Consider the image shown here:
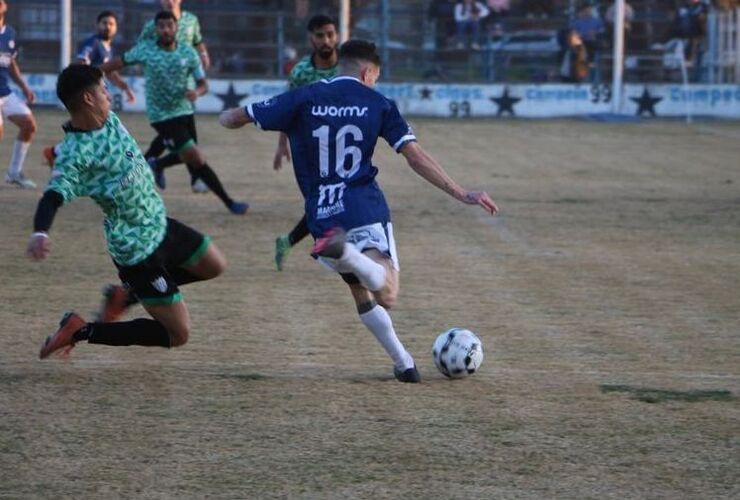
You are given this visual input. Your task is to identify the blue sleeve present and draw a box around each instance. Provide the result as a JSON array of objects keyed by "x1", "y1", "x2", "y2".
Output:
[
  {"x1": 76, "y1": 38, "x2": 94, "y2": 63},
  {"x1": 381, "y1": 99, "x2": 417, "y2": 152},
  {"x1": 246, "y1": 88, "x2": 305, "y2": 132}
]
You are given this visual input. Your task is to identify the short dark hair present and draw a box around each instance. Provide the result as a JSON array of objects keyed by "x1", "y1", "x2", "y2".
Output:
[
  {"x1": 339, "y1": 39, "x2": 381, "y2": 66},
  {"x1": 155, "y1": 10, "x2": 177, "y2": 24},
  {"x1": 56, "y1": 64, "x2": 103, "y2": 111},
  {"x1": 96, "y1": 10, "x2": 117, "y2": 23},
  {"x1": 307, "y1": 14, "x2": 337, "y2": 32}
]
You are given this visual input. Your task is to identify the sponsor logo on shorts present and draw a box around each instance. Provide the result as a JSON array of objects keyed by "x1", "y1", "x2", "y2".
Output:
[{"x1": 151, "y1": 276, "x2": 168, "y2": 293}]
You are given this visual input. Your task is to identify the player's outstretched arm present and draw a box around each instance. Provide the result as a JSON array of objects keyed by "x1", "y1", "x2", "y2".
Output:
[
  {"x1": 107, "y1": 71, "x2": 135, "y2": 103},
  {"x1": 400, "y1": 141, "x2": 498, "y2": 215},
  {"x1": 219, "y1": 107, "x2": 253, "y2": 129},
  {"x1": 26, "y1": 191, "x2": 64, "y2": 261},
  {"x1": 98, "y1": 58, "x2": 126, "y2": 76},
  {"x1": 10, "y1": 60, "x2": 35, "y2": 105}
]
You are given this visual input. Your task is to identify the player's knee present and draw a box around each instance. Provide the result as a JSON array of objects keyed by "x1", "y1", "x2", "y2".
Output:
[
  {"x1": 168, "y1": 324, "x2": 191, "y2": 347},
  {"x1": 24, "y1": 119, "x2": 37, "y2": 136},
  {"x1": 375, "y1": 289, "x2": 398, "y2": 310}
]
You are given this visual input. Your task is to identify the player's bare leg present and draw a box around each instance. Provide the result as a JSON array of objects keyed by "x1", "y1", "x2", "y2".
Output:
[{"x1": 5, "y1": 114, "x2": 37, "y2": 189}]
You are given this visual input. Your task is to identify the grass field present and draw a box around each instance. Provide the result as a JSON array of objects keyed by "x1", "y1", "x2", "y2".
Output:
[{"x1": 1, "y1": 109, "x2": 739, "y2": 499}]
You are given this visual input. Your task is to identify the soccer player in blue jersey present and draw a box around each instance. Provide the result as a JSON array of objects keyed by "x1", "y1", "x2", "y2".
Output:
[
  {"x1": 44, "y1": 10, "x2": 135, "y2": 167},
  {"x1": 0, "y1": 0, "x2": 37, "y2": 189},
  {"x1": 220, "y1": 40, "x2": 497, "y2": 382}
]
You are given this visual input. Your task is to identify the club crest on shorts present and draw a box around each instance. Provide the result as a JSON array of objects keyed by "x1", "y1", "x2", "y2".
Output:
[{"x1": 151, "y1": 276, "x2": 168, "y2": 293}]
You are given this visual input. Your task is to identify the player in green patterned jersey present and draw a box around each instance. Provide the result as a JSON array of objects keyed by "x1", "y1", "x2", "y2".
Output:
[
  {"x1": 139, "y1": 0, "x2": 211, "y2": 193},
  {"x1": 101, "y1": 11, "x2": 247, "y2": 215},
  {"x1": 273, "y1": 14, "x2": 339, "y2": 271},
  {"x1": 28, "y1": 64, "x2": 228, "y2": 359}
]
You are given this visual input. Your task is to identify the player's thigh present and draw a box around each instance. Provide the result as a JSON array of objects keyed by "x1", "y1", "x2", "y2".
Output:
[
  {"x1": 143, "y1": 300, "x2": 191, "y2": 347},
  {"x1": 7, "y1": 112, "x2": 36, "y2": 133},
  {"x1": 182, "y1": 243, "x2": 226, "y2": 280},
  {"x1": 152, "y1": 116, "x2": 198, "y2": 160},
  {"x1": 364, "y1": 248, "x2": 399, "y2": 294}
]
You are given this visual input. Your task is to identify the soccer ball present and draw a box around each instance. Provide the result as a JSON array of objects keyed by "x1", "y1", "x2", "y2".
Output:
[{"x1": 432, "y1": 328, "x2": 484, "y2": 378}]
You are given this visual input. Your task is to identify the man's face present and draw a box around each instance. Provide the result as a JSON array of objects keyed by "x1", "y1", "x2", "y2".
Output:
[
  {"x1": 160, "y1": 0, "x2": 181, "y2": 11},
  {"x1": 83, "y1": 79, "x2": 111, "y2": 117},
  {"x1": 97, "y1": 16, "x2": 117, "y2": 41},
  {"x1": 156, "y1": 18, "x2": 177, "y2": 45},
  {"x1": 310, "y1": 24, "x2": 338, "y2": 60}
]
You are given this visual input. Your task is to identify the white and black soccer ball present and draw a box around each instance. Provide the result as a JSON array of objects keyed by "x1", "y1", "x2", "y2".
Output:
[{"x1": 432, "y1": 328, "x2": 484, "y2": 378}]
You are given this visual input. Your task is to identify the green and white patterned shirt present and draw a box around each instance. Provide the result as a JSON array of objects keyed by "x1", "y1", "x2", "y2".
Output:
[
  {"x1": 138, "y1": 10, "x2": 203, "y2": 47},
  {"x1": 47, "y1": 112, "x2": 167, "y2": 266},
  {"x1": 288, "y1": 55, "x2": 338, "y2": 89},
  {"x1": 122, "y1": 40, "x2": 204, "y2": 124}
]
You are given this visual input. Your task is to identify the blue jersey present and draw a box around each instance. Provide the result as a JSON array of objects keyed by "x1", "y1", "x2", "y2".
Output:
[
  {"x1": 76, "y1": 34, "x2": 113, "y2": 67},
  {"x1": 0, "y1": 25, "x2": 19, "y2": 97},
  {"x1": 248, "y1": 76, "x2": 416, "y2": 237}
]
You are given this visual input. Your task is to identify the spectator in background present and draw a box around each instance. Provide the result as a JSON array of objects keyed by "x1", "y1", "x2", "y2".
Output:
[
  {"x1": 571, "y1": 2, "x2": 605, "y2": 81},
  {"x1": 559, "y1": 29, "x2": 589, "y2": 83},
  {"x1": 454, "y1": 0, "x2": 490, "y2": 50},
  {"x1": 674, "y1": 0, "x2": 709, "y2": 79},
  {"x1": 485, "y1": 0, "x2": 510, "y2": 38},
  {"x1": 428, "y1": 0, "x2": 457, "y2": 49}
]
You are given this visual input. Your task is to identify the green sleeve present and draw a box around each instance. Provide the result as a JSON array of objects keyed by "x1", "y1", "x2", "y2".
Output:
[
  {"x1": 47, "y1": 149, "x2": 84, "y2": 203},
  {"x1": 122, "y1": 43, "x2": 145, "y2": 66},
  {"x1": 192, "y1": 16, "x2": 203, "y2": 46}
]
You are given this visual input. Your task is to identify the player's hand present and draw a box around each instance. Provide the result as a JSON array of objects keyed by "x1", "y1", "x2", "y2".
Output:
[
  {"x1": 463, "y1": 191, "x2": 498, "y2": 215},
  {"x1": 185, "y1": 90, "x2": 199, "y2": 102},
  {"x1": 26, "y1": 233, "x2": 50, "y2": 261},
  {"x1": 124, "y1": 87, "x2": 136, "y2": 104},
  {"x1": 273, "y1": 143, "x2": 291, "y2": 171},
  {"x1": 24, "y1": 88, "x2": 36, "y2": 105}
]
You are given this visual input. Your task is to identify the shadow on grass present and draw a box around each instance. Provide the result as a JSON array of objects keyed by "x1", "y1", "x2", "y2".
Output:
[{"x1": 600, "y1": 384, "x2": 735, "y2": 403}]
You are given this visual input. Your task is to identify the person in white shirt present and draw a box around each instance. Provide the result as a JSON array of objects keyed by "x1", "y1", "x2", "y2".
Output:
[{"x1": 454, "y1": 0, "x2": 489, "y2": 49}]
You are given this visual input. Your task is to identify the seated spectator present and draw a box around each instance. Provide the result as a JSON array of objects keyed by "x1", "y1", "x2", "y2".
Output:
[
  {"x1": 485, "y1": 0, "x2": 510, "y2": 38},
  {"x1": 559, "y1": 29, "x2": 589, "y2": 83},
  {"x1": 454, "y1": 0, "x2": 490, "y2": 50}
]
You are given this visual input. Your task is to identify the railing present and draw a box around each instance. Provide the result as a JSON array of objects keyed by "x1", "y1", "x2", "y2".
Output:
[
  {"x1": 707, "y1": 7, "x2": 740, "y2": 83},
  {"x1": 6, "y1": 1, "x2": 733, "y2": 84}
]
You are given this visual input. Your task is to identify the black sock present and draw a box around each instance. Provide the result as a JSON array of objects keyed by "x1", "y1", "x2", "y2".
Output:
[
  {"x1": 288, "y1": 215, "x2": 310, "y2": 246},
  {"x1": 144, "y1": 135, "x2": 166, "y2": 160},
  {"x1": 194, "y1": 163, "x2": 234, "y2": 207},
  {"x1": 155, "y1": 153, "x2": 182, "y2": 170},
  {"x1": 86, "y1": 319, "x2": 171, "y2": 347}
]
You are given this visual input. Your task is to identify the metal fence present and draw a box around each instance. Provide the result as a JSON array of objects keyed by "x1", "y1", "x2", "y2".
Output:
[{"x1": 6, "y1": 0, "x2": 739, "y2": 84}]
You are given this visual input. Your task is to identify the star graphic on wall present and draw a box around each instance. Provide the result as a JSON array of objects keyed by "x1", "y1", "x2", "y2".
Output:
[
  {"x1": 215, "y1": 83, "x2": 249, "y2": 110},
  {"x1": 419, "y1": 87, "x2": 433, "y2": 100},
  {"x1": 490, "y1": 87, "x2": 521, "y2": 116},
  {"x1": 630, "y1": 88, "x2": 663, "y2": 117}
]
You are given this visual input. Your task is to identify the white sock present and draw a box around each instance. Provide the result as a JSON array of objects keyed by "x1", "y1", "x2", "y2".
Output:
[
  {"x1": 360, "y1": 304, "x2": 414, "y2": 370},
  {"x1": 8, "y1": 140, "x2": 30, "y2": 177},
  {"x1": 337, "y1": 244, "x2": 386, "y2": 291}
]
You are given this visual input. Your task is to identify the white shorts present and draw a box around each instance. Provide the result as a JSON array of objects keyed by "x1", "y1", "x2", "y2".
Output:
[
  {"x1": 318, "y1": 222, "x2": 400, "y2": 273},
  {"x1": 0, "y1": 92, "x2": 32, "y2": 127}
]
